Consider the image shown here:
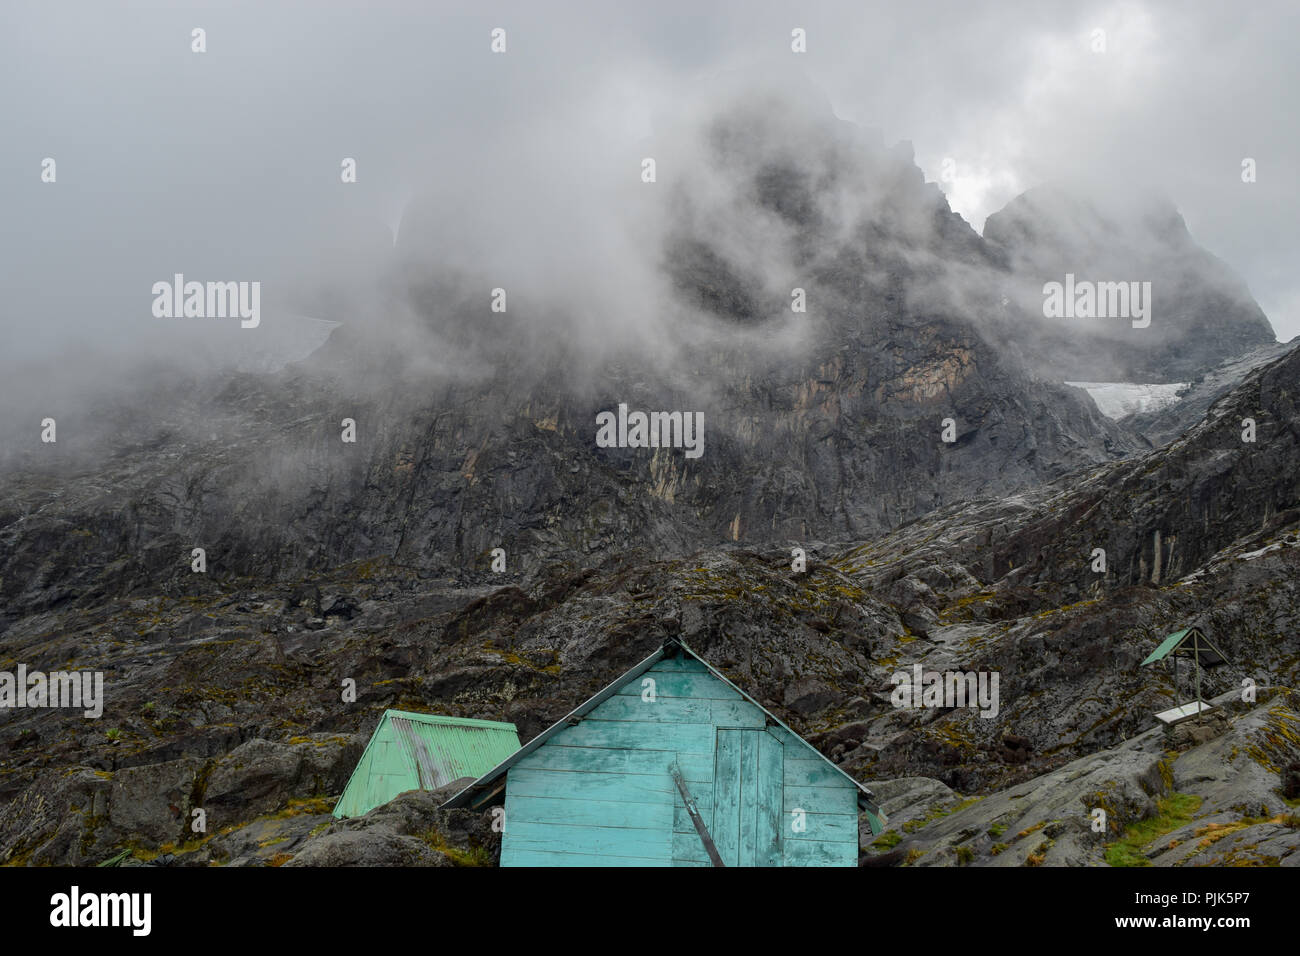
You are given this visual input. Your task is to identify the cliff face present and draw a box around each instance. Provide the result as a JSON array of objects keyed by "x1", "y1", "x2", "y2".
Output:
[
  {"x1": 0, "y1": 317, "x2": 1134, "y2": 622},
  {"x1": 1, "y1": 95, "x2": 1148, "y2": 622},
  {"x1": 1123, "y1": 340, "x2": 1297, "y2": 446}
]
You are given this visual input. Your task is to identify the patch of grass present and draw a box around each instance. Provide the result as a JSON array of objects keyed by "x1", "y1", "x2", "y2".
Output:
[
  {"x1": 1156, "y1": 757, "x2": 1175, "y2": 792},
  {"x1": 1105, "y1": 793, "x2": 1203, "y2": 867},
  {"x1": 271, "y1": 797, "x2": 335, "y2": 819},
  {"x1": 902, "y1": 795, "x2": 983, "y2": 834},
  {"x1": 1244, "y1": 703, "x2": 1300, "y2": 774},
  {"x1": 419, "y1": 829, "x2": 494, "y2": 867},
  {"x1": 1025, "y1": 841, "x2": 1051, "y2": 867},
  {"x1": 872, "y1": 831, "x2": 902, "y2": 849},
  {"x1": 1196, "y1": 811, "x2": 1300, "y2": 855},
  {"x1": 1015, "y1": 821, "x2": 1046, "y2": 840},
  {"x1": 479, "y1": 645, "x2": 563, "y2": 675},
  {"x1": 1194, "y1": 821, "x2": 1249, "y2": 850}
]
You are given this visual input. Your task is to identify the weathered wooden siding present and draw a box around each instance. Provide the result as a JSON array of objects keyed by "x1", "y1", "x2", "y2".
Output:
[
  {"x1": 499, "y1": 656, "x2": 860, "y2": 866},
  {"x1": 771, "y1": 725, "x2": 859, "y2": 866}
]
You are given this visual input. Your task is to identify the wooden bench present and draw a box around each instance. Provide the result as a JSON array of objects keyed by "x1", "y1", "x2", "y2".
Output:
[{"x1": 1154, "y1": 700, "x2": 1215, "y2": 726}]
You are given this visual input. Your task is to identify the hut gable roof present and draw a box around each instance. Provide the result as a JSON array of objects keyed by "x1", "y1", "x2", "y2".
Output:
[{"x1": 441, "y1": 639, "x2": 882, "y2": 818}]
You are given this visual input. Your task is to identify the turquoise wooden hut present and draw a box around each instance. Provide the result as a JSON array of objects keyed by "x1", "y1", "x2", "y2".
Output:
[
  {"x1": 443, "y1": 639, "x2": 885, "y2": 866},
  {"x1": 334, "y1": 710, "x2": 521, "y2": 818}
]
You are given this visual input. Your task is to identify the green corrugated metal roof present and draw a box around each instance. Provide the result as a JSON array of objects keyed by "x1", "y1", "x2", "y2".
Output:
[
  {"x1": 1140, "y1": 627, "x2": 1229, "y2": 667},
  {"x1": 382, "y1": 709, "x2": 515, "y2": 732},
  {"x1": 333, "y1": 710, "x2": 520, "y2": 818},
  {"x1": 1141, "y1": 628, "x2": 1191, "y2": 666}
]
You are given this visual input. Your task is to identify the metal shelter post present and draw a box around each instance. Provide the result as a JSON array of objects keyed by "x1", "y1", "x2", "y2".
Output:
[{"x1": 1194, "y1": 632, "x2": 1202, "y2": 712}]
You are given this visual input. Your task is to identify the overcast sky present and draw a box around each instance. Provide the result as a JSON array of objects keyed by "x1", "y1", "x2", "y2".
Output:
[{"x1": 3, "y1": 0, "x2": 1296, "y2": 379}]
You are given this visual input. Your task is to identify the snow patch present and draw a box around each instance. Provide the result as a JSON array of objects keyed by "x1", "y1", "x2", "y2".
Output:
[{"x1": 1064, "y1": 381, "x2": 1188, "y2": 419}]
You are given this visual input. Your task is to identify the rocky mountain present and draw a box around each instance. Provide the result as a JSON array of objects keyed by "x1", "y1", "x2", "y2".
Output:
[
  {"x1": 2, "y1": 89, "x2": 1148, "y2": 623},
  {"x1": 983, "y1": 184, "x2": 1277, "y2": 383},
  {"x1": 1, "y1": 89, "x2": 1295, "y2": 867},
  {"x1": 1124, "y1": 339, "x2": 1297, "y2": 446}
]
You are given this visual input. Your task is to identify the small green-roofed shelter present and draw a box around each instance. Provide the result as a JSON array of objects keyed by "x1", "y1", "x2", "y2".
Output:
[
  {"x1": 1141, "y1": 627, "x2": 1231, "y2": 726},
  {"x1": 333, "y1": 710, "x2": 521, "y2": 819}
]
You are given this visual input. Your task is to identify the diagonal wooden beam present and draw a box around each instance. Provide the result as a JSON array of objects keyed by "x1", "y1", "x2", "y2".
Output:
[{"x1": 669, "y1": 762, "x2": 725, "y2": 867}]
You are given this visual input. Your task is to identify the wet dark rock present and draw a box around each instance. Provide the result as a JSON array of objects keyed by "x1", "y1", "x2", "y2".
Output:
[
  {"x1": 284, "y1": 829, "x2": 452, "y2": 867},
  {"x1": 283, "y1": 790, "x2": 499, "y2": 867},
  {"x1": 1282, "y1": 762, "x2": 1300, "y2": 800}
]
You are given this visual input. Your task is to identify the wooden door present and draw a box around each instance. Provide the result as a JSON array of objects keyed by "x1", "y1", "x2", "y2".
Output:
[{"x1": 713, "y1": 728, "x2": 783, "y2": 866}]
